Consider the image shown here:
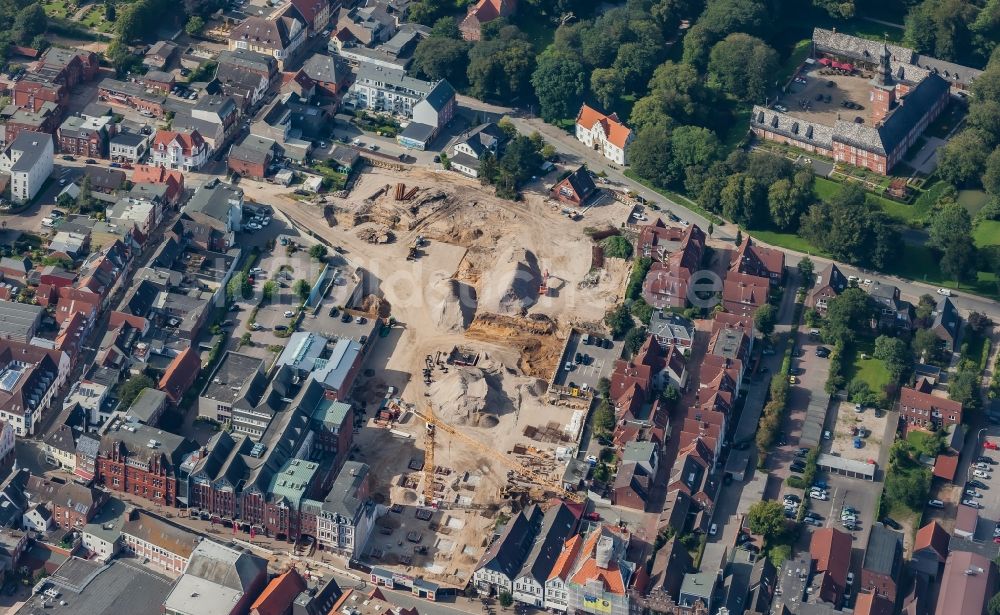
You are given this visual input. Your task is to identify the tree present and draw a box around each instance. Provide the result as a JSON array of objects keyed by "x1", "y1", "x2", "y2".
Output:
[
  {"x1": 412, "y1": 37, "x2": 470, "y2": 85},
  {"x1": 988, "y1": 591, "x2": 1000, "y2": 615},
  {"x1": 968, "y1": 101, "x2": 1000, "y2": 148},
  {"x1": 624, "y1": 325, "x2": 648, "y2": 353},
  {"x1": 630, "y1": 125, "x2": 672, "y2": 188},
  {"x1": 594, "y1": 399, "x2": 615, "y2": 434},
  {"x1": 227, "y1": 272, "x2": 249, "y2": 301},
  {"x1": 937, "y1": 130, "x2": 991, "y2": 187},
  {"x1": 904, "y1": 0, "x2": 976, "y2": 61},
  {"x1": 643, "y1": 60, "x2": 716, "y2": 127},
  {"x1": 720, "y1": 173, "x2": 766, "y2": 228},
  {"x1": 824, "y1": 287, "x2": 871, "y2": 346},
  {"x1": 430, "y1": 16, "x2": 459, "y2": 39},
  {"x1": 630, "y1": 299, "x2": 653, "y2": 325},
  {"x1": 754, "y1": 304, "x2": 776, "y2": 337},
  {"x1": 467, "y1": 34, "x2": 535, "y2": 102},
  {"x1": 885, "y1": 466, "x2": 931, "y2": 510},
  {"x1": 498, "y1": 592, "x2": 514, "y2": 609},
  {"x1": 873, "y1": 335, "x2": 910, "y2": 382},
  {"x1": 767, "y1": 178, "x2": 809, "y2": 231},
  {"x1": 120, "y1": 374, "x2": 154, "y2": 408},
  {"x1": 747, "y1": 500, "x2": 785, "y2": 540},
  {"x1": 308, "y1": 244, "x2": 328, "y2": 261},
  {"x1": 797, "y1": 257, "x2": 815, "y2": 287},
  {"x1": 707, "y1": 222, "x2": 714, "y2": 237},
  {"x1": 262, "y1": 280, "x2": 277, "y2": 301},
  {"x1": 929, "y1": 202, "x2": 978, "y2": 283},
  {"x1": 531, "y1": 50, "x2": 587, "y2": 122},
  {"x1": 813, "y1": 0, "x2": 853, "y2": 18},
  {"x1": 293, "y1": 279, "x2": 311, "y2": 301},
  {"x1": 707, "y1": 33, "x2": 778, "y2": 102},
  {"x1": 590, "y1": 68, "x2": 624, "y2": 110},
  {"x1": 604, "y1": 303, "x2": 634, "y2": 337},
  {"x1": 912, "y1": 327, "x2": 943, "y2": 363},
  {"x1": 667, "y1": 126, "x2": 722, "y2": 186},
  {"x1": 800, "y1": 184, "x2": 899, "y2": 268},
  {"x1": 597, "y1": 377, "x2": 611, "y2": 399},
  {"x1": 984, "y1": 147, "x2": 1000, "y2": 196},
  {"x1": 612, "y1": 42, "x2": 659, "y2": 93},
  {"x1": 735, "y1": 229, "x2": 743, "y2": 246},
  {"x1": 602, "y1": 235, "x2": 633, "y2": 259},
  {"x1": 76, "y1": 176, "x2": 93, "y2": 212},
  {"x1": 105, "y1": 0, "x2": 116, "y2": 22},
  {"x1": 968, "y1": 311, "x2": 993, "y2": 334},
  {"x1": 13, "y1": 4, "x2": 46, "y2": 46},
  {"x1": 950, "y1": 360, "x2": 981, "y2": 407},
  {"x1": 185, "y1": 15, "x2": 205, "y2": 35}
]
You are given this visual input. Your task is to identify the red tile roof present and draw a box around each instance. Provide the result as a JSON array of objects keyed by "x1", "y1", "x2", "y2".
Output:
[
  {"x1": 913, "y1": 521, "x2": 949, "y2": 562},
  {"x1": 152, "y1": 129, "x2": 205, "y2": 156},
  {"x1": 900, "y1": 387, "x2": 962, "y2": 418},
  {"x1": 855, "y1": 592, "x2": 895, "y2": 615},
  {"x1": 730, "y1": 237, "x2": 785, "y2": 278},
  {"x1": 576, "y1": 104, "x2": 633, "y2": 149},
  {"x1": 158, "y1": 347, "x2": 201, "y2": 403},
  {"x1": 811, "y1": 528, "x2": 852, "y2": 604},
  {"x1": 933, "y1": 453, "x2": 959, "y2": 480},
  {"x1": 251, "y1": 569, "x2": 307, "y2": 615},
  {"x1": 548, "y1": 534, "x2": 582, "y2": 581}
]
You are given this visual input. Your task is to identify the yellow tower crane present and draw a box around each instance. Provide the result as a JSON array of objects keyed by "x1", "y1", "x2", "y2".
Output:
[{"x1": 415, "y1": 406, "x2": 584, "y2": 504}]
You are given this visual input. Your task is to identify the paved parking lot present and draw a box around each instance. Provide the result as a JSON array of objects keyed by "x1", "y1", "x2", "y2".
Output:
[
  {"x1": 962, "y1": 441, "x2": 1000, "y2": 547},
  {"x1": 830, "y1": 401, "x2": 889, "y2": 462},
  {"x1": 553, "y1": 330, "x2": 622, "y2": 392}
]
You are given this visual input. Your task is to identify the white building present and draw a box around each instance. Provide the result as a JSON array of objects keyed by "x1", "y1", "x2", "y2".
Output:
[
  {"x1": 150, "y1": 129, "x2": 209, "y2": 171},
  {"x1": 110, "y1": 132, "x2": 148, "y2": 163},
  {"x1": 449, "y1": 123, "x2": 504, "y2": 178},
  {"x1": 22, "y1": 505, "x2": 52, "y2": 533},
  {"x1": 0, "y1": 131, "x2": 54, "y2": 203},
  {"x1": 108, "y1": 197, "x2": 160, "y2": 236},
  {"x1": 349, "y1": 65, "x2": 437, "y2": 118},
  {"x1": 122, "y1": 509, "x2": 201, "y2": 574},
  {"x1": 575, "y1": 104, "x2": 633, "y2": 166}
]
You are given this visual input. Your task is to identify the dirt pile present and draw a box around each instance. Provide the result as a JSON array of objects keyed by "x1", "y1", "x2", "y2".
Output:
[
  {"x1": 478, "y1": 246, "x2": 541, "y2": 316},
  {"x1": 361, "y1": 295, "x2": 392, "y2": 318},
  {"x1": 357, "y1": 225, "x2": 395, "y2": 244},
  {"x1": 429, "y1": 277, "x2": 477, "y2": 333},
  {"x1": 466, "y1": 314, "x2": 562, "y2": 378},
  {"x1": 428, "y1": 355, "x2": 547, "y2": 425}
]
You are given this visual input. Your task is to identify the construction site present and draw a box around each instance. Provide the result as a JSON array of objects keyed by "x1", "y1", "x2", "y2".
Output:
[{"x1": 269, "y1": 164, "x2": 631, "y2": 588}]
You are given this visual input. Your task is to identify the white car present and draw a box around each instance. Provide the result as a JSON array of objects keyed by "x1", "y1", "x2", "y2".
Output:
[
  {"x1": 974, "y1": 469, "x2": 991, "y2": 478},
  {"x1": 810, "y1": 491, "x2": 828, "y2": 501},
  {"x1": 564, "y1": 362, "x2": 574, "y2": 371},
  {"x1": 823, "y1": 430, "x2": 832, "y2": 440},
  {"x1": 709, "y1": 524, "x2": 718, "y2": 536},
  {"x1": 863, "y1": 279, "x2": 872, "y2": 285},
  {"x1": 250, "y1": 322, "x2": 262, "y2": 331},
  {"x1": 963, "y1": 499, "x2": 983, "y2": 508},
  {"x1": 775, "y1": 104, "x2": 788, "y2": 112},
  {"x1": 936, "y1": 287, "x2": 952, "y2": 296},
  {"x1": 284, "y1": 310, "x2": 295, "y2": 317},
  {"x1": 928, "y1": 499, "x2": 944, "y2": 509},
  {"x1": 846, "y1": 572, "x2": 854, "y2": 585},
  {"x1": 976, "y1": 462, "x2": 990, "y2": 470}
]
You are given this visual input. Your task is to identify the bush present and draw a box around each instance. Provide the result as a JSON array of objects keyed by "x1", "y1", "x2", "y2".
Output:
[
  {"x1": 786, "y1": 475, "x2": 806, "y2": 489},
  {"x1": 626, "y1": 257, "x2": 653, "y2": 300},
  {"x1": 602, "y1": 235, "x2": 634, "y2": 259}
]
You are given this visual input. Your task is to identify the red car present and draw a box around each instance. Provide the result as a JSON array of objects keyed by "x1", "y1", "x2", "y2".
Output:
[
  {"x1": 584, "y1": 512, "x2": 601, "y2": 521},
  {"x1": 986, "y1": 441, "x2": 999, "y2": 450}
]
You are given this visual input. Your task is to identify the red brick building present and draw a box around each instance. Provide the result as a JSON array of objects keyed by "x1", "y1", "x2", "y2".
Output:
[
  {"x1": 97, "y1": 424, "x2": 193, "y2": 506},
  {"x1": 13, "y1": 79, "x2": 67, "y2": 113},
  {"x1": 861, "y1": 524, "x2": 903, "y2": 603},
  {"x1": 158, "y1": 347, "x2": 201, "y2": 404},
  {"x1": 900, "y1": 386, "x2": 962, "y2": 430},
  {"x1": 730, "y1": 237, "x2": 785, "y2": 285},
  {"x1": 550, "y1": 166, "x2": 598, "y2": 206}
]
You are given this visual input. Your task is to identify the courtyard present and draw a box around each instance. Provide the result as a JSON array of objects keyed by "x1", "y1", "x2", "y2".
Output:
[
  {"x1": 830, "y1": 400, "x2": 890, "y2": 463},
  {"x1": 779, "y1": 66, "x2": 882, "y2": 127}
]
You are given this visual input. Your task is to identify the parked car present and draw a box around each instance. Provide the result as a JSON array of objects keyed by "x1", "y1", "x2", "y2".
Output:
[
  {"x1": 928, "y1": 499, "x2": 944, "y2": 509},
  {"x1": 284, "y1": 310, "x2": 295, "y2": 317},
  {"x1": 784, "y1": 494, "x2": 801, "y2": 504},
  {"x1": 978, "y1": 456, "x2": 996, "y2": 465},
  {"x1": 976, "y1": 462, "x2": 991, "y2": 470},
  {"x1": 709, "y1": 524, "x2": 718, "y2": 536},
  {"x1": 963, "y1": 499, "x2": 983, "y2": 508},
  {"x1": 936, "y1": 287, "x2": 952, "y2": 296},
  {"x1": 975, "y1": 469, "x2": 991, "y2": 478},
  {"x1": 970, "y1": 480, "x2": 988, "y2": 489},
  {"x1": 274, "y1": 325, "x2": 288, "y2": 332},
  {"x1": 966, "y1": 489, "x2": 982, "y2": 498},
  {"x1": 795, "y1": 448, "x2": 809, "y2": 458}
]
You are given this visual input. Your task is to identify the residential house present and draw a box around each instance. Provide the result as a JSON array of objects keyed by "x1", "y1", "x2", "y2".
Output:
[
  {"x1": 810, "y1": 527, "x2": 852, "y2": 608},
  {"x1": 397, "y1": 80, "x2": 457, "y2": 149},
  {"x1": 228, "y1": 7, "x2": 308, "y2": 70},
  {"x1": 144, "y1": 70, "x2": 175, "y2": 94},
  {"x1": 158, "y1": 347, "x2": 202, "y2": 404},
  {"x1": 58, "y1": 114, "x2": 115, "y2": 158},
  {"x1": 110, "y1": 131, "x2": 149, "y2": 163},
  {"x1": 637, "y1": 219, "x2": 690, "y2": 261},
  {"x1": 449, "y1": 122, "x2": 504, "y2": 178},
  {"x1": 217, "y1": 49, "x2": 278, "y2": 81},
  {"x1": 510, "y1": 503, "x2": 579, "y2": 607},
  {"x1": 721, "y1": 272, "x2": 770, "y2": 318},
  {"x1": 0, "y1": 340, "x2": 66, "y2": 436},
  {"x1": 460, "y1": 0, "x2": 517, "y2": 41},
  {"x1": 0, "y1": 420, "x2": 13, "y2": 470},
  {"x1": 868, "y1": 282, "x2": 913, "y2": 330},
  {"x1": 612, "y1": 463, "x2": 652, "y2": 511},
  {"x1": 185, "y1": 179, "x2": 244, "y2": 243},
  {"x1": 0, "y1": 130, "x2": 53, "y2": 203},
  {"x1": 163, "y1": 539, "x2": 269, "y2": 615},
  {"x1": 336, "y1": 2, "x2": 399, "y2": 47},
  {"x1": 172, "y1": 95, "x2": 240, "y2": 152},
  {"x1": 648, "y1": 312, "x2": 695, "y2": 350},
  {"x1": 251, "y1": 568, "x2": 309, "y2": 615},
  {"x1": 0, "y1": 257, "x2": 32, "y2": 283},
  {"x1": 911, "y1": 521, "x2": 949, "y2": 578},
  {"x1": 932, "y1": 296, "x2": 961, "y2": 351},
  {"x1": 551, "y1": 167, "x2": 598, "y2": 206},
  {"x1": 197, "y1": 351, "x2": 267, "y2": 429},
  {"x1": 22, "y1": 504, "x2": 52, "y2": 533},
  {"x1": 216, "y1": 62, "x2": 272, "y2": 112},
  {"x1": 473, "y1": 505, "x2": 544, "y2": 596},
  {"x1": 144, "y1": 41, "x2": 178, "y2": 70},
  {"x1": 0, "y1": 299, "x2": 43, "y2": 342},
  {"x1": 900, "y1": 386, "x2": 962, "y2": 430},
  {"x1": 131, "y1": 164, "x2": 185, "y2": 206},
  {"x1": 861, "y1": 523, "x2": 903, "y2": 601},
  {"x1": 81, "y1": 496, "x2": 126, "y2": 561},
  {"x1": 97, "y1": 78, "x2": 168, "y2": 117},
  {"x1": 641, "y1": 225, "x2": 706, "y2": 309},
  {"x1": 289, "y1": 0, "x2": 333, "y2": 33},
  {"x1": 121, "y1": 509, "x2": 201, "y2": 573},
  {"x1": 108, "y1": 197, "x2": 160, "y2": 237},
  {"x1": 228, "y1": 135, "x2": 276, "y2": 179},
  {"x1": 564, "y1": 525, "x2": 636, "y2": 615},
  {"x1": 575, "y1": 104, "x2": 633, "y2": 166},
  {"x1": 1, "y1": 102, "x2": 60, "y2": 145},
  {"x1": 302, "y1": 460, "x2": 378, "y2": 559},
  {"x1": 301, "y1": 54, "x2": 345, "y2": 97},
  {"x1": 126, "y1": 387, "x2": 168, "y2": 426},
  {"x1": 807, "y1": 262, "x2": 849, "y2": 315},
  {"x1": 26, "y1": 476, "x2": 107, "y2": 530},
  {"x1": 84, "y1": 166, "x2": 127, "y2": 193},
  {"x1": 150, "y1": 129, "x2": 209, "y2": 171},
  {"x1": 730, "y1": 237, "x2": 784, "y2": 285}
]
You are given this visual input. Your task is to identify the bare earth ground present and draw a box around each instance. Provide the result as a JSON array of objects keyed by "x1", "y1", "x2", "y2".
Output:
[{"x1": 264, "y1": 166, "x2": 632, "y2": 585}]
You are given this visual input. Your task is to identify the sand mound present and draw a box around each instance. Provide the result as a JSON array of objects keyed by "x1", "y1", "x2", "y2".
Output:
[
  {"x1": 479, "y1": 246, "x2": 540, "y2": 316},
  {"x1": 430, "y1": 277, "x2": 478, "y2": 333},
  {"x1": 428, "y1": 355, "x2": 547, "y2": 426},
  {"x1": 361, "y1": 295, "x2": 391, "y2": 318}
]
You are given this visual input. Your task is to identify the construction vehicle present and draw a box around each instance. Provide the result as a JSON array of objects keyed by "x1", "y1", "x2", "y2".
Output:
[{"x1": 415, "y1": 406, "x2": 584, "y2": 504}]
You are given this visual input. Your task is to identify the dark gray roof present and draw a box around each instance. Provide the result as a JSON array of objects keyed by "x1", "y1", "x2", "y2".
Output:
[
  {"x1": 100, "y1": 423, "x2": 194, "y2": 468},
  {"x1": 934, "y1": 296, "x2": 960, "y2": 340},
  {"x1": 44, "y1": 423, "x2": 77, "y2": 455},
  {"x1": 420, "y1": 79, "x2": 455, "y2": 112},
  {"x1": 475, "y1": 505, "x2": 543, "y2": 579},
  {"x1": 302, "y1": 54, "x2": 343, "y2": 84},
  {"x1": 111, "y1": 132, "x2": 147, "y2": 148},
  {"x1": 127, "y1": 387, "x2": 167, "y2": 424},
  {"x1": 6, "y1": 131, "x2": 52, "y2": 173},
  {"x1": 452, "y1": 122, "x2": 503, "y2": 158},
  {"x1": 561, "y1": 166, "x2": 598, "y2": 200},
  {"x1": 516, "y1": 502, "x2": 578, "y2": 584},
  {"x1": 864, "y1": 523, "x2": 904, "y2": 577},
  {"x1": 217, "y1": 49, "x2": 277, "y2": 76},
  {"x1": 31, "y1": 557, "x2": 173, "y2": 615},
  {"x1": 201, "y1": 351, "x2": 266, "y2": 405},
  {"x1": 230, "y1": 135, "x2": 276, "y2": 165},
  {"x1": 320, "y1": 461, "x2": 370, "y2": 518},
  {"x1": 328, "y1": 145, "x2": 360, "y2": 168},
  {"x1": 399, "y1": 121, "x2": 435, "y2": 143},
  {"x1": 187, "y1": 181, "x2": 242, "y2": 224}
]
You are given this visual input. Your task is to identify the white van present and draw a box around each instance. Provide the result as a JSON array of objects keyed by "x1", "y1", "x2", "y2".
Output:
[{"x1": 41, "y1": 218, "x2": 55, "y2": 228}]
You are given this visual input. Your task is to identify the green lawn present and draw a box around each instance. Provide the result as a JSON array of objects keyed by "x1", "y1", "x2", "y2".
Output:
[
  {"x1": 777, "y1": 39, "x2": 812, "y2": 84},
  {"x1": 42, "y1": 0, "x2": 73, "y2": 18},
  {"x1": 959, "y1": 189, "x2": 990, "y2": 216},
  {"x1": 906, "y1": 430, "x2": 934, "y2": 451},
  {"x1": 79, "y1": 5, "x2": 115, "y2": 33},
  {"x1": 974, "y1": 220, "x2": 1000, "y2": 248},
  {"x1": 844, "y1": 337, "x2": 892, "y2": 398},
  {"x1": 884, "y1": 243, "x2": 1000, "y2": 299},
  {"x1": 623, "y1": 169, "x2": 723, "y2": 225},
  {"x1": 815, "y1": 176, "x2": 921, "y2": 224},
  {"x1": 749, "y1": 229, "x2": 829, "y2": 256}
]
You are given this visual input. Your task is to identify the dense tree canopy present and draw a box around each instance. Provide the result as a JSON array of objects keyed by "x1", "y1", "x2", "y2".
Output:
[
  {"x1": 800, "y1": 184, "x2": 900, "y2": 269},
  {"x1": 707, "y1": 33, "x2": 778, "y2": 102}
]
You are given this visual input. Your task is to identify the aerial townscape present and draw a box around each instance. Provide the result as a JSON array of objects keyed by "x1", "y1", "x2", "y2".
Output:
[{"x1": 1, "y1": 0, "x2": 1000, "y2": 614}]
